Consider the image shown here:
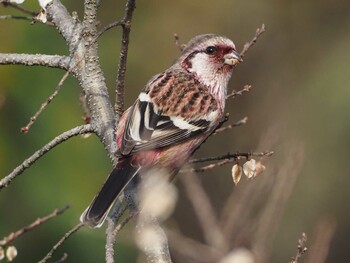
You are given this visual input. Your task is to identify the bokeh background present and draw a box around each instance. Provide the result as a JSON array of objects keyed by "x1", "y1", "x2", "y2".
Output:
[{"x1": 1, "y1": 0, "x2": 350, "y2": 262}]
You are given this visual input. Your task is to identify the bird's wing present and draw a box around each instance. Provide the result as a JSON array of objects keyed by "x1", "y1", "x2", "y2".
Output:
[{"x1": 119, "y1": 71, "x2": 221, "y2": 155}]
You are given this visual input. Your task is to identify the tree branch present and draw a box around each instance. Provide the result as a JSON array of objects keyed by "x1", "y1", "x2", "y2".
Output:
[
  {"x1": 0, "y1": 124, "x2": 94, "y2": 190},
  {"x1": 240, "y1": 24, "x2": 266, "y2": 59},
  {"x1": 46, "y1": 0, "x2": 83, "y2": 54},
  {"x1": 0, "y1": 205, "x2": 70, "y2": 246},
  {"x1": 212, "y1": 116, "x2": 248, "y2": 135},
  {"x1": 0, "y1": 14, "x2": 32, "y2": 20},
  {"x1": 136, "y1": 214, "x2": 173, "y2": 263},
  {"x1": 0, "y1": 0, "x2": 37, "y2": 16},
  {"x1": 115, "y1": 0, "x2": 137, "y2": 120},
  {"x1": 105, "y1": 213, "x2": 134, "y2": 263},
  {"x1": 0, "y1": 53, "x2": 70, "y2": 70},
  {"x1": 289, "y1": 233, "x2": 308, "y2": 263},
  {"x1": 38, "y1": 222, "x2": 84, "y2": 263},
  {"x1": 189, "y1": 151, "x2": 274, "y2": 164}
]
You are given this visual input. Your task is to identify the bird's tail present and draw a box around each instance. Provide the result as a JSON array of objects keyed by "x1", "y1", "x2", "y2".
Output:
[{"x1": 80, "y1": 161, "x2": 140, "y2": 228}]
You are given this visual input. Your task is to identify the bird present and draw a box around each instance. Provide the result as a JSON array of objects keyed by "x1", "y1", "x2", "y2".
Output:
[{"x1": 81, "y1": 34, "x2": 242, "y2": 228}]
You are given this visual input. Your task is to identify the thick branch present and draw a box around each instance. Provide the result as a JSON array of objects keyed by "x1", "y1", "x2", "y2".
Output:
[
  {"x1": 0, "y1": 124, "x2": 94, "y2": 190},
  {"x1": 0, "y1": 53, "x2": 70, "y2": 70},
  {"x1": 46, "y1": 0, "x2": 83, "y2": 54}
]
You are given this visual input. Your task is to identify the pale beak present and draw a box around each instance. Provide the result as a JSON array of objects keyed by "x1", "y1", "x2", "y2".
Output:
[{"x1": 224, "y1": 51, "x2": 243, "y2": 66}]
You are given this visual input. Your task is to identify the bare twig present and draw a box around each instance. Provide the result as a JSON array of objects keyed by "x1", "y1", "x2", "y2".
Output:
[
  {"x1": 53, "y1": 253, "x2": 68, "y2": 263},
  {"x1": 189, "y1": 151, "x2": 274, "y2": 164},
  {"x1": 21, "y1": 71, "x2": 70, "y2": 133},
  {"x1": 305, "y1": 218, "x2": 336, "y2": 263},
  {"x1": 213, "y1": 116, "x2": 248, "y2": 135},
  {"x1": 0, "y1": 124, "x2": 94, "y2": 190},
  {"x1": 0, "y1": 0, "x2": 37, "y2": 16},
  {"x1": 115, "y1": 0, "x2": 137, "y2": 120},
  {"x1": 0, "y1": 14, "x2": 31, "y2": 20},
  {"x1": 240, "y1": 24, "x2": 266, "y2": 58},
  {"x1": 179, "y1": 173, "x2": 228, "y2": 252},
  {"x1": 97, "y1": 21, "x2": 123, "y2": 38},
  {"x1": 38, "y1": 222, "x2": 84, "y2": 263},
  {"x1": 0, "y1": 205, "x2": 70, "y2": 246},
  {"x1": 226, "y1": 85, "x2": 252, "y2": 99},
  {"x1": 289, "y1": 233, "x2": 308, "y2": 263},
  {"x1": 105, "y1": 212, "x2": 135, "y2": 263},
  {"x1": 0, "y1": 54, "x2": 70, "y2": 70},
  {"x1": 173, "y1": 33, "x2": 186, "y2": 51}
]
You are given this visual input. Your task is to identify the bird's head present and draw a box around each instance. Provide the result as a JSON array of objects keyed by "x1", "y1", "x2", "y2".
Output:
[{"x1": 177, "y1": 34, "x2": 242, "y2": 89}]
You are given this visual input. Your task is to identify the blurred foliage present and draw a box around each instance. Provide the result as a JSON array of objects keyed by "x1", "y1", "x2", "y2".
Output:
[{"x1": 0, "y1": 0, "x2": 350, "y2": 262}]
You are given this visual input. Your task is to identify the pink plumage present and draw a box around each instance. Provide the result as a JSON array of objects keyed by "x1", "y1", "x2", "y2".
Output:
[{"x1": 81, "y1": 34, "x2": 242, "y2": 228}]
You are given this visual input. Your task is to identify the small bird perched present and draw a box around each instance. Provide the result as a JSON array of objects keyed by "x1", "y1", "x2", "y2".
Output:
[{"x1": 81, "y1": 34, "x2": 242, "y2": 228}]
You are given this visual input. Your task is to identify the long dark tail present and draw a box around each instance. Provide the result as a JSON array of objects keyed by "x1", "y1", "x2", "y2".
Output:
[{"x1": 80, "y1": 162, "x2": 140, "y2": 228}]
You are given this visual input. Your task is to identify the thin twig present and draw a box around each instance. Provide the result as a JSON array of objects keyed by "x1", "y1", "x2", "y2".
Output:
[
  {"x1": 53, "y1": 253, "x2": 68, "y2": 263},
  {"x1": 0, "y1": 124, "x2": 94, "y2": 190},
  {"x1": 226, "y1": 85, "x2": 252, "y2": 99},
  {"x1": 38, "y1": 222, "x2": 84, "y2": 263},
  {"x1": 240, "y1": 24, "x2": 266, "y2": 58},
  {"x1": 115, "y1": 0, "x2": 137, "y2": 120},
  {"x1": 0, "y1": 14, "x2": 31, "y2": 20},
  {"x1": 21, "y1": 71, "x2": 70, "y2": 133},
  {"x1": 97, "y1": 21, "x2": 123, "y2": 38},
  {"x1": 289, "y1": 233, "x2": 308, "y2": 263},
  {"x1": 0, "y1": 205, "x2": 70, "y2": 246},
  {"x1": 105, "y1": 212, "x2": 135, "y2": 263},
  {"x1": 0, "y1": 0, "x2": 37, "y2": 16},
  {"x1": 173, "y1": 33, "x2": 186, "y2": 51},
  {"x1": 185, "y1": 159, "x2": 233, "y2": 173},
  {"x1": 213, "y1": 116, "x2": 248, "y2": 135},
  {"x1": 189, "y1": 151, "x2": 274, "y2": 164}
]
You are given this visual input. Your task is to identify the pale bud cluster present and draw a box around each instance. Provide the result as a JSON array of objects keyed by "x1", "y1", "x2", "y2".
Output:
[
  {"x1": 231, "y1": 159, "x2": 266, "y2": 185},
  {"x1": 0, "y1": 246, "x2": 18, "y2": 262},
  {"x1": 138, "y1": 169, "x2": 178, "y2": 221},
  {"x1": 219, "y1": 247, "x2": 255, "y2": 263}
]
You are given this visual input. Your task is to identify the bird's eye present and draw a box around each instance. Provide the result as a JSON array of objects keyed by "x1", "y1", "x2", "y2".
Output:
[{"x1": 205, "y1": 46, "x2": 217, "y2": 55}]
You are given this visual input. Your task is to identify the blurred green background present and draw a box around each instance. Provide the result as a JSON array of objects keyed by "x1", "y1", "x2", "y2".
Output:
[{"x1": 1, "y1": 0, "x2": 350, "y2": 262}]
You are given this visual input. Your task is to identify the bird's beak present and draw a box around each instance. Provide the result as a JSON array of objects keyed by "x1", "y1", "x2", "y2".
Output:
[{"x1": 224, "y1": 51, "x2": 243, "y2": 66}]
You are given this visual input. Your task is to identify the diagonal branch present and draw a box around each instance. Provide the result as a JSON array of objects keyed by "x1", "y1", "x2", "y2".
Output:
[
  {"x1": 0, "y1": 205, "x2": 70, "y2": 246},
  {"x1": 0, "y1": 0, "x2": 37, "y2": 16},
  {"x1": 114, "y1": 0, "x2": 137, "y2": 120},
  {"x1": 240, "y1": 24, "x2": 266, "y2": 59},
  {"x1": 0, "y1": 53, "x2": 70, "y2": 70},
  {"x1": 0, "y1": 14, "x2": 32, "y2": 20},
  {"x1": 0, "y1": 124, "x2": 94, "y2": 191},
  {"x1": 38, "y1": 222, "x2": 84, "y2": 263}
]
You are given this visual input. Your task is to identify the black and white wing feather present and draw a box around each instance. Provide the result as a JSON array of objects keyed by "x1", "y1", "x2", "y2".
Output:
[{"x1": 119, "y1": 71, "x2": 220, "y2": 156}]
